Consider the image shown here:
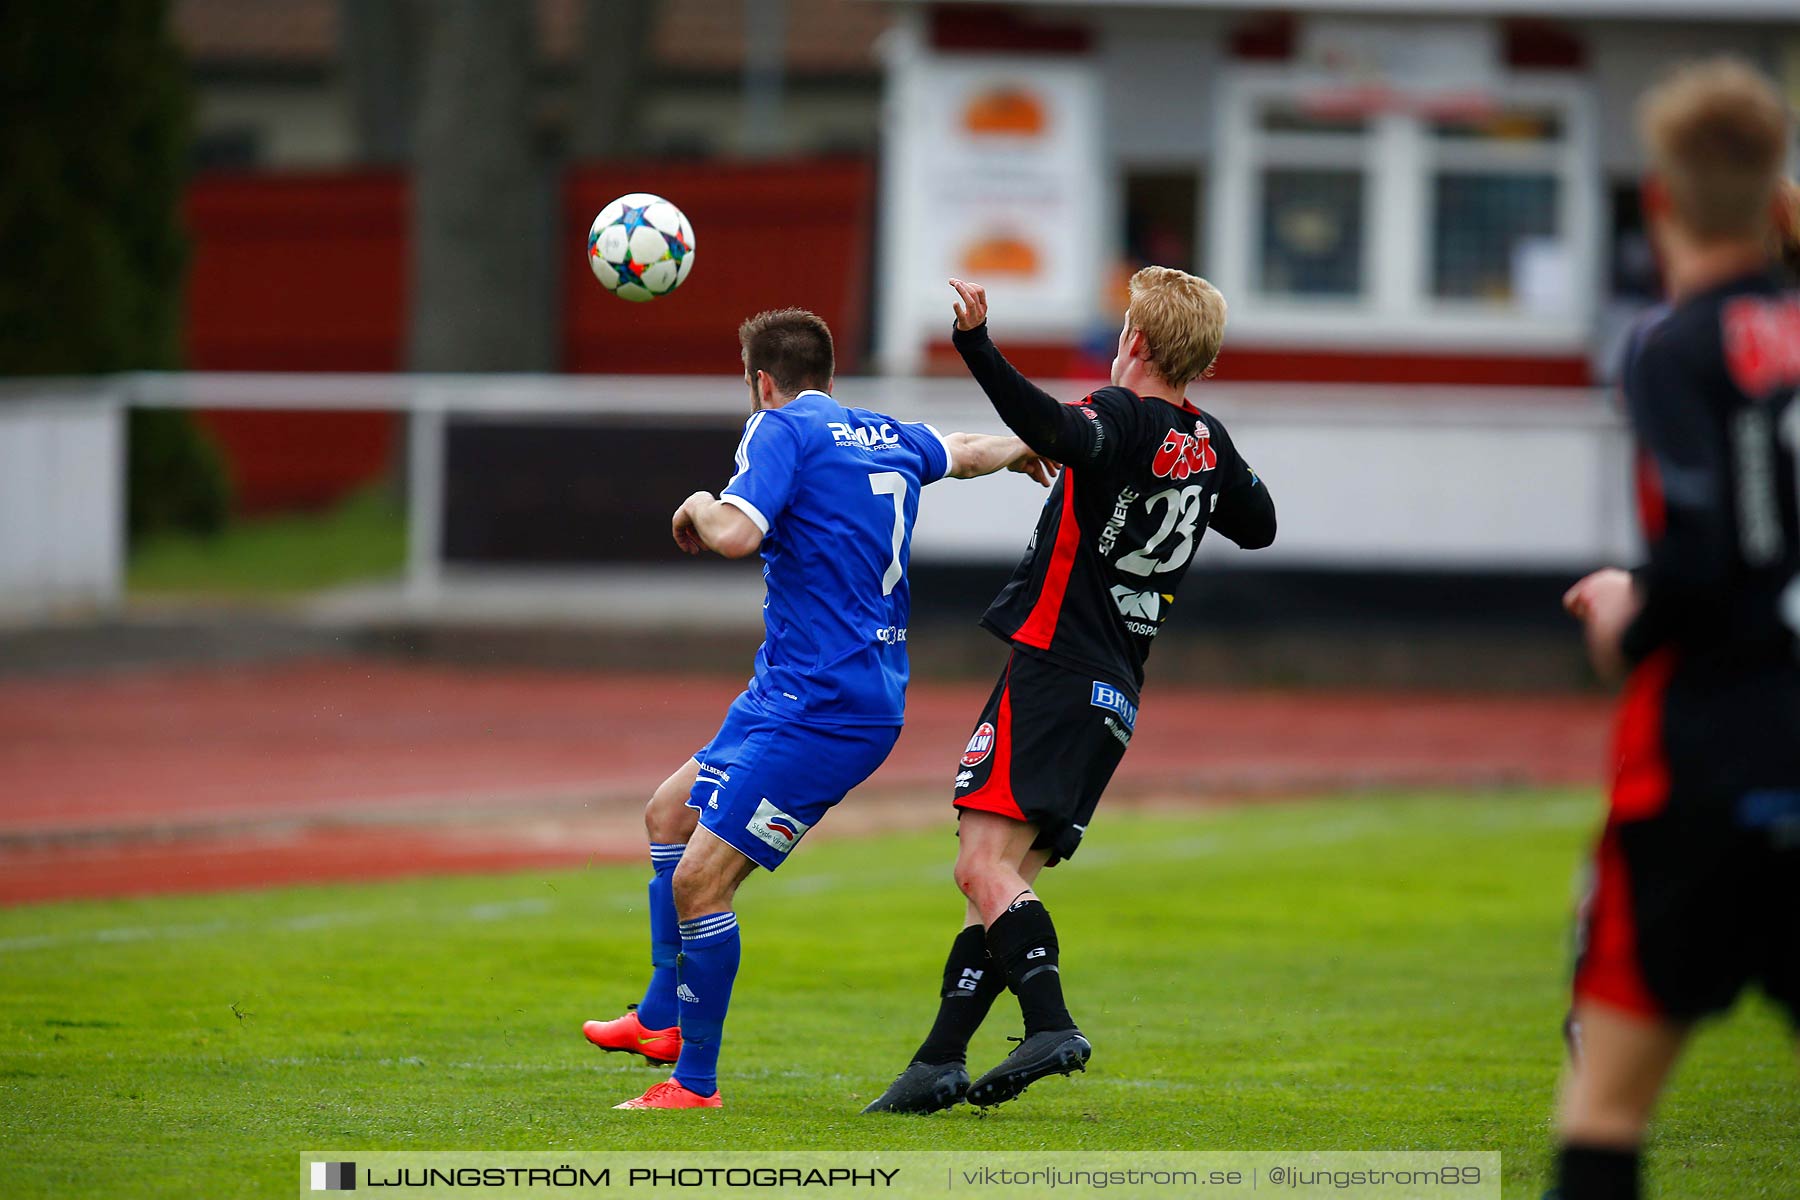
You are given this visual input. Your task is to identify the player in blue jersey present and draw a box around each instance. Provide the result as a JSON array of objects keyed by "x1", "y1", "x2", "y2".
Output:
[{"x1": 584, "y1": 307, "x2": 1056, "y2": 1109}]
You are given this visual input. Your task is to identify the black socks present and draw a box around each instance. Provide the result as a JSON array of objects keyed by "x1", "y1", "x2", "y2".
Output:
[
  {"x1": 986, "y1": 897, "x2": 1075, "y2": 1035},
  {"x1": 1554, "y1": 1144, "x2": 1640, "y2": 1200},
  {"x1": 913, "y1": 924, "x2": 1007, "y2": 1065}
]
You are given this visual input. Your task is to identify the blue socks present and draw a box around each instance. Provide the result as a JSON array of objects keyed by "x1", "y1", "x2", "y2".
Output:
[
  {"x1": 633, "y1": 844, "x2": 742, "y2": 1098},
  {"x1": 635, "y1": 843, "x2": 684, "y2": 1030},
  {"x1": 671, "y1": 911, "x2": 741, "y2": 1097}
]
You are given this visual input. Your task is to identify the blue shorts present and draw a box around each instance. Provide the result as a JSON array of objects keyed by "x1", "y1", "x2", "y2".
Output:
[{"x1": 688, "y1": 692, "x2": 901, "y2": 872}]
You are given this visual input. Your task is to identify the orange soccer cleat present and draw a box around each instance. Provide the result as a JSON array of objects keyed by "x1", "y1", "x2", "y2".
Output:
[
  {"x1": 612, "y1": 1079, "x2": 722, "y2": 1110},
  {"x1": 582, "y1": 1007, "x2": 681, "y2": 1065}
]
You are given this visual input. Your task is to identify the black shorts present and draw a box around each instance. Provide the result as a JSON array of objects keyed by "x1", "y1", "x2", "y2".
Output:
[
  {"x1": 1573, "y1": 655, "x2": 1800, "y2": 1026},
  {"x1": 951, "y1": 649, "x2": 1136, "y2": 864},
  {"x1": 1573, "y1": 804, "x2": 1800, "y2": 1027}
]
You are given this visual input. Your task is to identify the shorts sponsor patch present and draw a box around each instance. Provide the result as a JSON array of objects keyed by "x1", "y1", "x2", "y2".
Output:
[
  {"x1": 746, "y1": 798, "x2": 810, "y2": 856},
  {"x1": 1090, "y1": 681, "x2": 1138, "y2": 733},
  {"x1": 962, "y1": 722, "x2": 996, "y2": 767}
]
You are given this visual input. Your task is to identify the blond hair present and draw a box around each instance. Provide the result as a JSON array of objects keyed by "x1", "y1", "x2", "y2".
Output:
[
  {"x1": 1126, "y1": 267, "x2": 1227, "y2": 387},
  {"x1": 1639, "y1": 58, "x2": 1792, "y2": 241}
]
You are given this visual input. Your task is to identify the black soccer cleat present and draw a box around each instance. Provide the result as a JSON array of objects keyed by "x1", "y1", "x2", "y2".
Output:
[
  {"x1": 966, "y1": 1029, "x2": 1091, "y2": 1108},
  {"x1": 861, "y1": 1061, "x2": 971, "y2": 1114}
]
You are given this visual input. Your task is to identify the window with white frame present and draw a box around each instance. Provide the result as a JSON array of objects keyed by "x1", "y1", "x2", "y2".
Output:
[
  {"x1": 1251, "y1": 105, "x2": 1370, "y2": 300},
  {"x1": 1208, "y1": 72, "x2": 1598, "y2": 348}
]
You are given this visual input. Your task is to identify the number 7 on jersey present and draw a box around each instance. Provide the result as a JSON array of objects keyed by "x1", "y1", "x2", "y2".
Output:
[{"x1": 869, "y1": 471, "x2": 907, "y2": 596}]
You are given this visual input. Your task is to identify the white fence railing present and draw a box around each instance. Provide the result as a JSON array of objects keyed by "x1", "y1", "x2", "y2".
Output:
[
  {"x1": 0, "y1": 373, "x2": 1639, "y2": 620},
  {"x1": 0, "y1": 387, "x2": 123, "y2": 619}
]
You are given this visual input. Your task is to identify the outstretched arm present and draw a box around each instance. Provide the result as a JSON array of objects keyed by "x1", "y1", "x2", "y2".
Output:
[
  {"x1": 943, "y1": 432, "x2": 1058, "y2": 487},
  {"x1": 949, "y1": 279, "x2": 1113, "y2": 468}
]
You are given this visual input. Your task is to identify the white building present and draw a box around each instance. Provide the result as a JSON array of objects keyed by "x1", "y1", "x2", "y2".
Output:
[{"x1": 877, "y1": 1, "x2": 1800, "y2": 383}]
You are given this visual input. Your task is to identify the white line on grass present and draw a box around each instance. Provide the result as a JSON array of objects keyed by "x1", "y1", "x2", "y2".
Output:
[{"x1": 0, "y1": 896, "x2": 566, "y2": 955}]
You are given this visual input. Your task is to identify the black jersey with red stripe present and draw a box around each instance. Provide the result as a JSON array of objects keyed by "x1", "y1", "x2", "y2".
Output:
[
  {"x1": 1616, "y1": 269, "x2": 1800, "y2": 799},
  {"x1": 953, "y1": 323, "x2": 1275, "y2": 689}
]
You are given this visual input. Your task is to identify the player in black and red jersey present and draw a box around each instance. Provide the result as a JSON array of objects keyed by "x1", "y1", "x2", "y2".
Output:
[
  {"x1": 1552, "y1": 60, "x2": 1800, "y2": 1200},
  {"x1": 864, "y1": 268, "x2": 1275, "y2": 1113}
]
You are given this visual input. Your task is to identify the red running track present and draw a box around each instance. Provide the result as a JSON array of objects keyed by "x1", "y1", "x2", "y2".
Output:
[{"x1": 0, "y1": 660, "x2": 1615, "y2": 903}]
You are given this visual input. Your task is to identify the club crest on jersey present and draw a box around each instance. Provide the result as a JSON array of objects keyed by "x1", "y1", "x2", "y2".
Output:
[
  {"x1": 1152, "y1": 426, "x2": 1217, "y2": 480},
  {"x1": 962, "y1": 722, "x2": 996, "y2": 767},
  {"x1": 747, "y1": 798, "x2": 810, "y2": 855}
]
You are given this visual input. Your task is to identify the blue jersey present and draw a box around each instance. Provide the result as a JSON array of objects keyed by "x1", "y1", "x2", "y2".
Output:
[{"x1": 718, "y1": 390, "x2": 952, "y2": 726}]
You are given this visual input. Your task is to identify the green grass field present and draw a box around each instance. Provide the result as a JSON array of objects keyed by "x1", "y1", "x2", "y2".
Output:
[
  {"x1": 3, "y1": 792, "x2": 1795, "y2": 1199},
  {"x1": 128, "y1": 487, "x2": 405, "y2": 597}
]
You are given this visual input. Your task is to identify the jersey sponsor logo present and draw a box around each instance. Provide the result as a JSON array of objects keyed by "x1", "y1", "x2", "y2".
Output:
[
  {"x1": 1097, "y1": 486, "x2": 1140, "y2": 557},
  {"x1": 962, "y1": 722, "x2": 996, "y2": 767},
  {"x1": 746, "y1": 798, "x2": 810, "y2": 855},
  {"x1": 1722, "y1": 295, "x2": 1800, "y2": 398},
  {"x1": 1090, "y1": 681, "x2": 1138, "y2": 732},
  {"x1": 696, "y1": 761, "x2": 731, "y2": 783},
  {"x1": 1110, "y1": 585, "x2": 1168, "y2": 621},
  {"x1": 1151, "y1": 426, "x2": 1217, "y2": 480},
  {"x1": 874, "y1": 624, "x2": 908, "y2": 645},
  {"x1": 828, "y1": 421, "x2": 903, "y2": 450}
]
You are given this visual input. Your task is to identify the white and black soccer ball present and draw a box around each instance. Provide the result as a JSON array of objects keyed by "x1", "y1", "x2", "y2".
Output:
[{"x1": 586, "y1": 193, "x2": 695, "y2": 302}]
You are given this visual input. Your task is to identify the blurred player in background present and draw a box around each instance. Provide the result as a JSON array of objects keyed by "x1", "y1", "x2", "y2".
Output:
[
  {"x1": 582, "y1": 308, "x2": 1054, "y2": 1109},
  {"x1": 1554, "y1": 60, "x2": 1800, "y2": 1200},
  {"x1": 1777, "y1": 177, "x2": 1800, "y2": 283},
  {"x1": 864, "y1": 269, "x2": 1276, "y2": 1114}
]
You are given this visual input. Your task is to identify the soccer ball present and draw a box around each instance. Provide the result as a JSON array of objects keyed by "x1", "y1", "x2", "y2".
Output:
[{"x1": 587, "y1": 193, "x2": 695, "y2": 302}]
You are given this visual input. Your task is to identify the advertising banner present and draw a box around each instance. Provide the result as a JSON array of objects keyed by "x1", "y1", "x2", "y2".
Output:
[{"x1": 888, "y1": 52, "x2": 1106, "y2": 356}]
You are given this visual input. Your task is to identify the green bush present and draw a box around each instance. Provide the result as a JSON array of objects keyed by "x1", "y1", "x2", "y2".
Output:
[{"x1": 126, "y1": 409, "x2": 230, "y2": 540}]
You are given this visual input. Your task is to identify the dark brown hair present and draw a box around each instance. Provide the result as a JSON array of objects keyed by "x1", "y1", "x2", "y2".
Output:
[{"x1": 739, "y1": 308, "x2": 835, "y2": 396}]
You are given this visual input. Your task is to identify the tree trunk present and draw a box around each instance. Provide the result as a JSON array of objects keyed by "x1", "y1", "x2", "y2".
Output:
[
  {"x1": 409, "y1": 0, "x2": 553, "y2": 371},
  {"x1": 569, "y1": 0, "x2": 654, "y2": 160},
  {"x1": 340, "y1": 0, "x2": 419, "y2": 165}
]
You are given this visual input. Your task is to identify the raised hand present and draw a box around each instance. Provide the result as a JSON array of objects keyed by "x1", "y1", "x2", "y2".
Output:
[{"x1": 949, "y1": 278, "x2": 989, "y2": 332}]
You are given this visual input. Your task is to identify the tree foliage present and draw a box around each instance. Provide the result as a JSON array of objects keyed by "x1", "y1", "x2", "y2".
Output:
[{"x1": 0, "y1": 1, "x2": 226, "y2": 536}]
